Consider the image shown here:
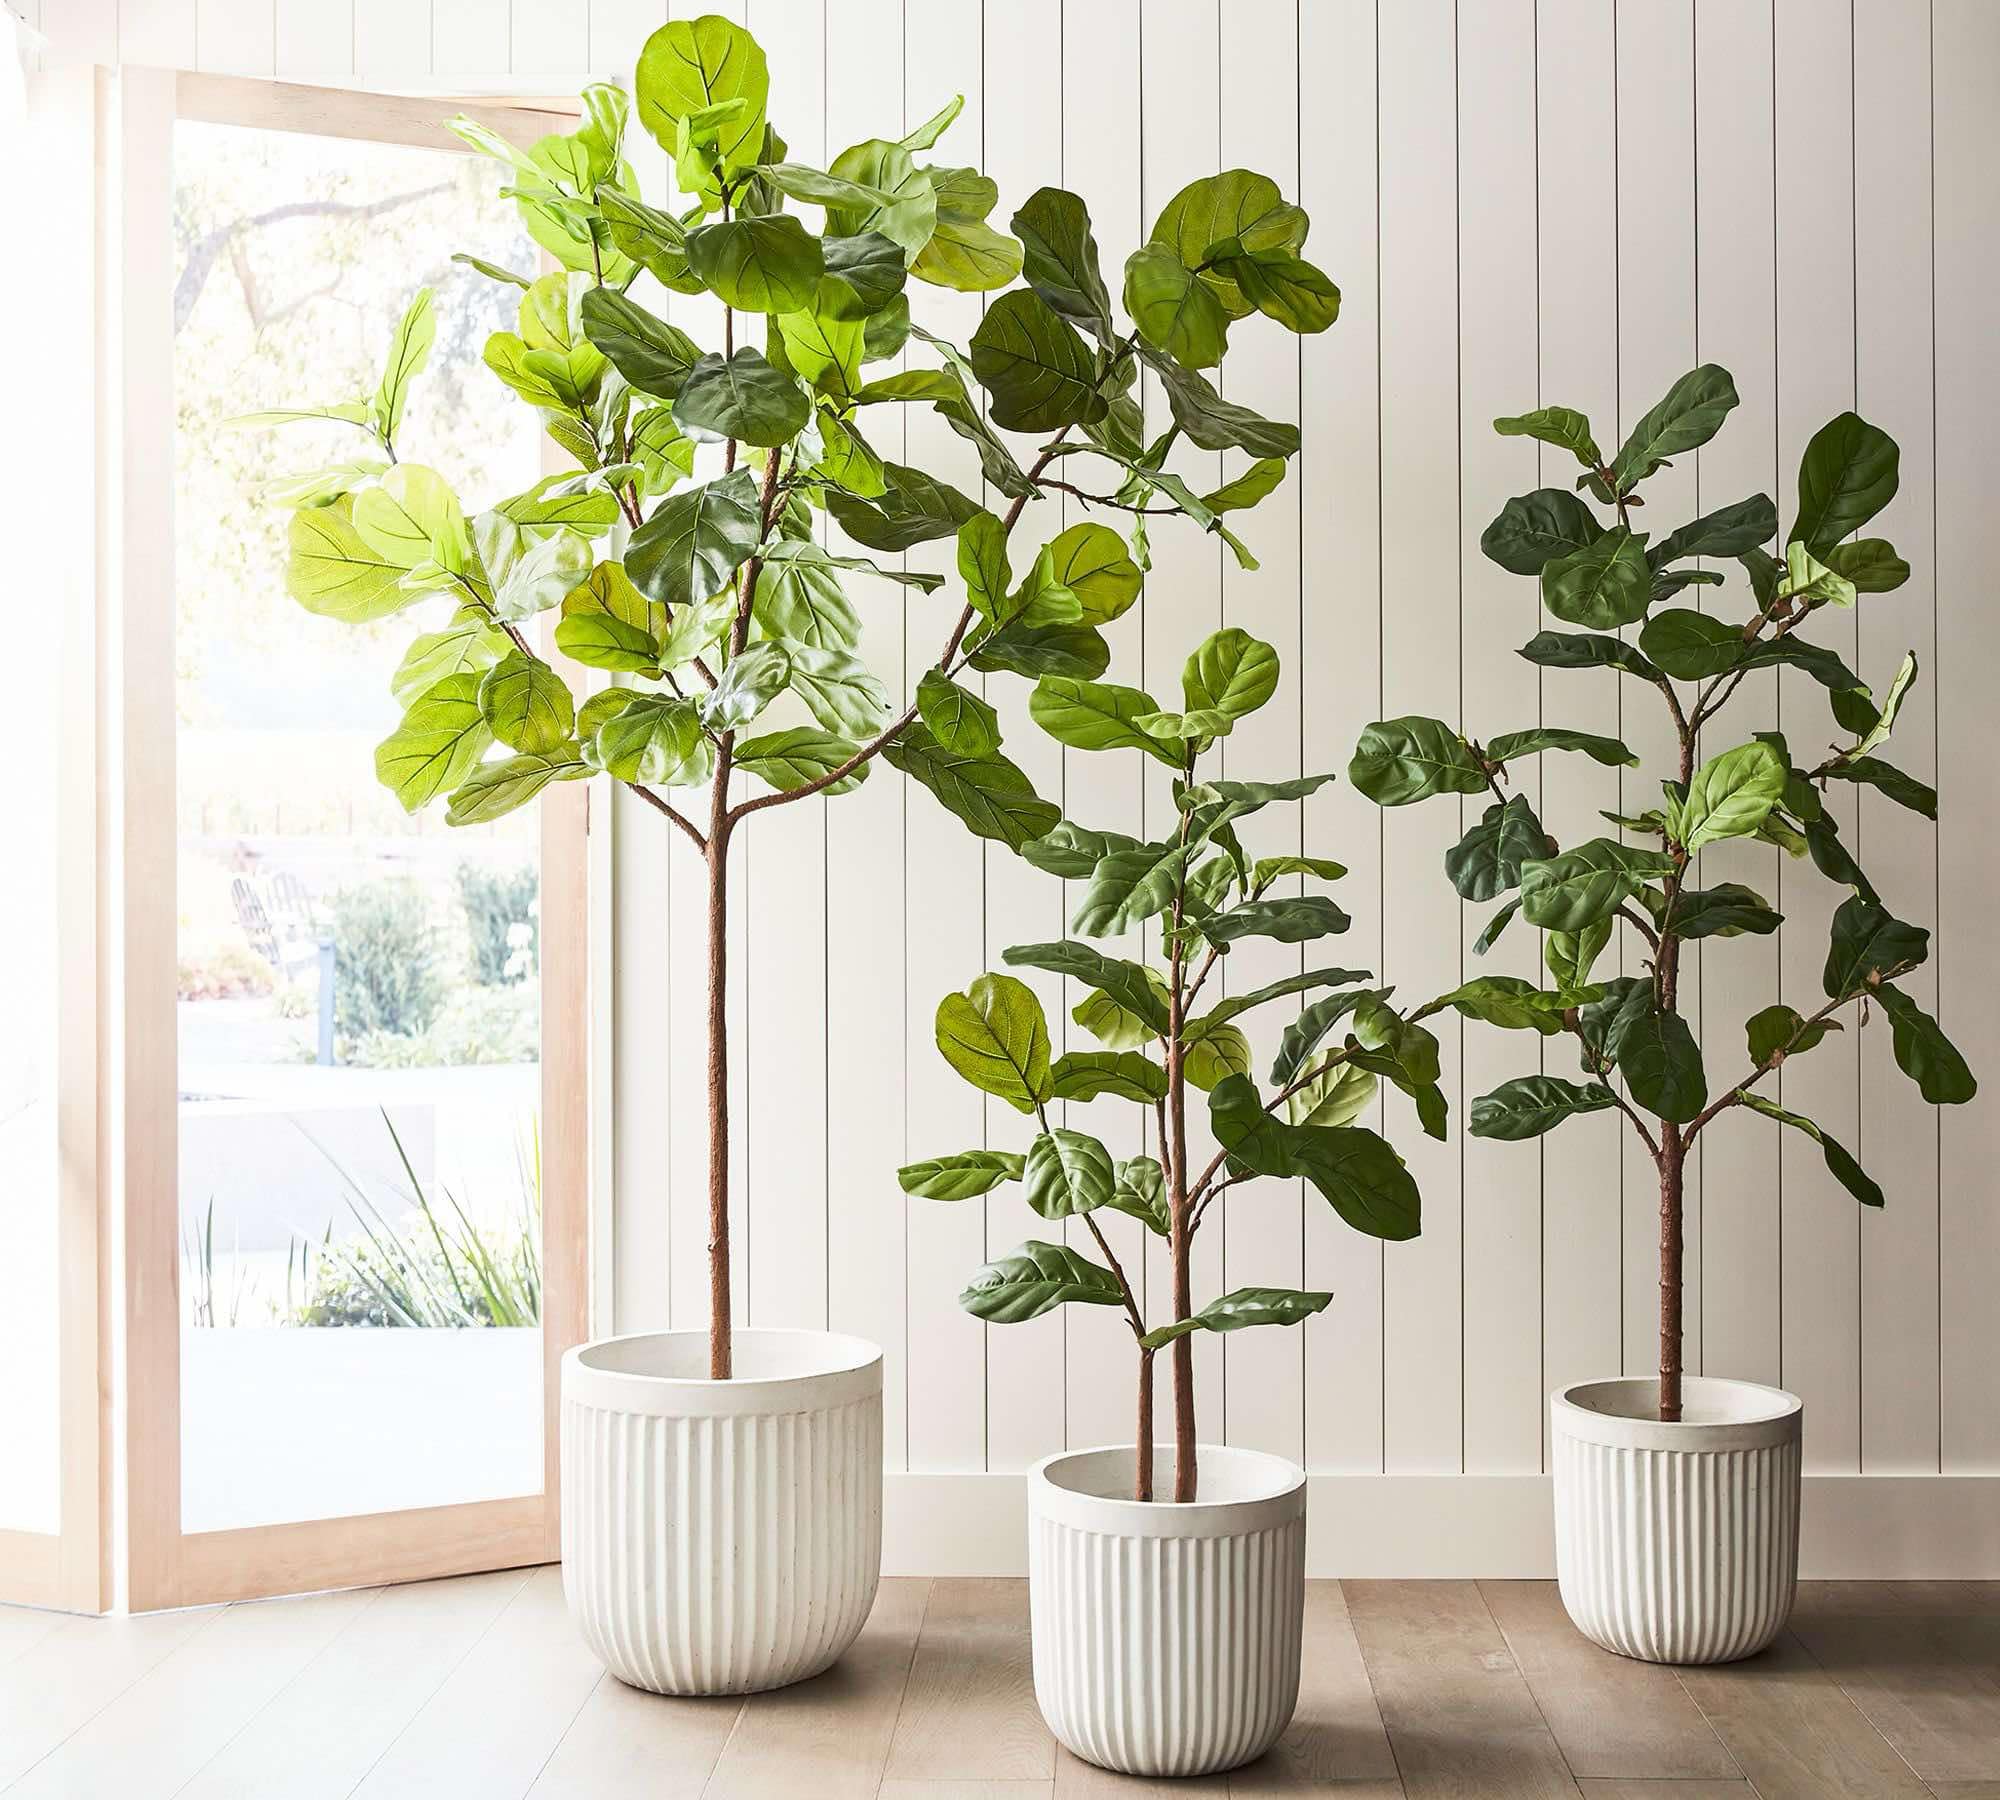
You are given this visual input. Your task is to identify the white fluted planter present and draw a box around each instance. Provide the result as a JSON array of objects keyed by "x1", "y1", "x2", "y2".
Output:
[
  {"x1": 1027, "y1": 1444, "x2": 1307, "y2": 1778},
  {"x1": 561, "y1": 1328, "x2": 882, "y2": 1695},
  {"x1": 1551, "y1": 1375, "x2": 1802, "y2": 1665}
]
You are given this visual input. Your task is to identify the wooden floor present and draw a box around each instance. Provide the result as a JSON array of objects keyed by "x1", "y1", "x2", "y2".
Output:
[{"x1": 0, "y1": 1574, "x2": 1994, "y2": 1797}]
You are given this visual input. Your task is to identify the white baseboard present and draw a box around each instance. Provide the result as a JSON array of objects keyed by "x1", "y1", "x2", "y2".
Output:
[{"x1": 882, "y1": 1472, "x2": 2000, "y2": 1580}]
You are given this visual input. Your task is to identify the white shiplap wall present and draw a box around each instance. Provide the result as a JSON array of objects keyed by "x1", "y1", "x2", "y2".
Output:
[{"x1": 43, "y1": 0, "x2": 1998, "y2": 1487}]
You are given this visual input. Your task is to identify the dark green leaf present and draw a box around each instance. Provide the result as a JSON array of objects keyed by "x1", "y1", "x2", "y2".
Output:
[
  {"x1": 1023, "y1": 1128, "x2": 1117, "y2": 1218},
  {"x1": 579, "y1": 288, "x2": 703, "y2": 398},
  {"x1": 1425, "y1": 976, "x2": 1566, "y2": 1035},
  {"x1": 1519, "y1": 838, "x2": 1676, "y2": 932},
  {"x1": 1746, "y1": 1004, "x2": 1841, "y2": 1068},
  {"x1": 1012, "y1": 185, "x2": 1115, "y2": 339},
  {"x1": 1825, "y1": 536, "x2": 1910, "y2": 593},
  {"x1": 898, "y1": 1150, "x2": 1025, "y2": 1200},
  {"x1": 916, "y1": 668, "x2": 1001, "y2": 754},
  {"x1": 1823, "y1": 895, "x2": 1930, "y2": 1000},
  {"x1": 1610, "y1": 364, "x2": 1738, "y2": 491},
  {"x1": 823, "y1": 462, "x2": 980, "y2": 551},
  {"x1": 1792, "y1": 411, "x2": 1899, "y2": 557},
  {"x1": 1069, "y1": 840, "x2": 1187, "y2": 936},
  {"x1": 733, "y1": 726, "x2": 868, "y2": 796},
  {"x1": 1474, "y1": 896, "x2": 1522, "y2": 955},
  {"x1": 1348, "y1": 716, "x2": 1487, "y2": 807},
  {"x1": 1445, "y1": 796, "x2": 1549, "y2": 901},
  {"x1": 625, "y1": 467, "x2": 762, "y2": 611},
  {"x1": 672, "y1": 347, "x2": 809, "y2": 447},
  {"x1": 1203, "y1": 896, "x2": 1350, "y2": 946},
  {"x1": 1648, "y1": 493, "x2": 1778, "y2": 566},
  {"x1": 1018, "y1": 824, "x2": 1143, "y2": 881},
  {"x1": 885, "y1": 724, "x2": 1063, "y2": 850},
  {"x1": 1136, "y1": 342, "x2": 1299, "y2": 458},
  {"x1": 1482, "y1": 488, "x2": 1605, "y2": 575},
  {"x1": 1048, "y1": 1052, "x2": 1168, "y2": 1104},
  {"x1": 1874, "y1": 984, "x2": 1976, "y2": 1105},
  {"x1": 1271, "y1": 987, "x2": 1393, "y2": 1086},
  {"x1": 1518, "y1": 630, "x2": 1664, "y2": 681},
  {"x1": 685, "y1": 214, "x2": 824, "y2": 313},
  {"x1": 967, "y1": 289, "x2": 1107, "y2": 431},
  {"x1": 1639, "y1": 608, "x2": 1747, "y2": 679},
  {"x1": 1209, "y1": 1074, "x2": 1420, "y2": 1241},
  {"x1": 1667, "y1": 883, "x2": 1782, "y2": 939},
  {"x1": 818, "y1": 230, "x2": 908, "y2": 318},
  {"x1": 1469, "y1": 1075, "x2": 1616, "y2": 1140},
  {"x1": 1219, "y1": 250, "x2": 1340, "y2": 333},
  {"x1": 1740, "y1": 1093, "x2": 1883, "y2": 1207},
  {"x1": 1124, "y1": 243, "x2": 1230, "y2": 368},
  {"x1": 960, "y1": 1240, "x2": 1122, "y2": 1321},
  {"x1": 1612, "y1": 993, "x2": 1707, "y2": 1122},
  {"x1": 1542, "y1": 526, "x2": 1652, "y2": 630},
  {"x1": 1486, "y1": 727, "x2": 1638, "y2": 768},
  {"x1": 1139, "y1": 1286, "x2": 1332, "y2": 1350},
  {"x1": 1822, "y1": 756, "x2": 1936, "y2": 820},
  {"x1": 1105, "y1": 1157, "x2": 1169, "y2": 1234},
  {"x1": 1002, "y1": 940, "x2": 1171, "y2": 1034}
]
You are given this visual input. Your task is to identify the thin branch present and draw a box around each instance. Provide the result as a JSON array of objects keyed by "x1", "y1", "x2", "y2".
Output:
[
  {"x1": 1616, "y1": 901, "x2": 1662, "y2": 951},
  {"x1": 628, "y1": 782, "x2": 707, "y2": 851},
  {"x1": 1596, "y1": 1077, "x2": 1663, "y2": 1162},
  {"x1": 1037, "y1": 478, "x2": 1179, "y2": 515},
  {"x1": 1082, "y1": 1212, "x2": 1148, "y2": 1343}
]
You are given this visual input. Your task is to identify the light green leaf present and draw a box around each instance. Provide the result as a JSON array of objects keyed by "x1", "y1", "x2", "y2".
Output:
[
  {"x1": 473, "y1": 510, "x2": 592, "y2": 622},
  {"x1": 1048, "y1": 1051, "x2": 1169, "y2": 1104},
  {"x1": 1518, "y1": 838, "x2": 1677, "y2": 932},
  {"x1": 734, "y1": 726, "x2": 867, "y2": 796},
  {"x1": 700, "y1": 641, "x2": 791, "y2": 732},
  {"x1": 898, "y1": 1150, "x2": 1025, "y2": 1200},
  {"x1": 1679, "y1": 741, "x2": 1786, "y2": 853},
  {"x1": 1494, "y1": 404, "x2": 1600, "y2": 468},
  {"x1": 916, "y1": 668, "x2": 1000, "y2": 755},
  {"x1": 1046, "y1": 522, "x2": 1141, "y2": 625},
  {"x1": 374, "y1": 674, "x2": 492, "y2": 811},
  {"x1": 1029, "y1": 677, "x2": 1181, "y2": 762},
  {"x1": 372, "y1": 287, "x2": 435, "y2": 441},
  {"x1": 444, "y1": 748, "x2": 586, "y2": 825},
  {"x1": 634, "y1": 14, "x2": 768, "y2": 173},
  {"x1": 352, "y1": 464, "x2": 467, "y2": 571},
  {"x1": 1139, "y1": 1285, "x2": 1331, "y2": 1350},
  {"x1": 1123, "y1": 242, "x2": 1229, "y2": 369},
  {"x1": 935, "y1": 972, "x2": 1053, "y2": 1112},
  {"x1": 285, "y1": 497, "x2": 412, "y2": 621},
  {"x1": 478, "y1": 653, "x2": 575, "y2": 754},
  {"x1": 1184, "y1": 627, "x2": 1279, "y2": 721}
]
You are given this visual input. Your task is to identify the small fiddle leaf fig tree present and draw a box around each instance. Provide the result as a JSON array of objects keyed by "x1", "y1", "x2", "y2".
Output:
[
  {"x1": 906, "y1": 627, "x2": 1450, "y2": 1504},
  {"x1": 1347, "y1": 366, "x2": 1976, "y2": 1423},
  {"x1": 239, "y1": 15, "x2": 1336, "y2": 1380}
]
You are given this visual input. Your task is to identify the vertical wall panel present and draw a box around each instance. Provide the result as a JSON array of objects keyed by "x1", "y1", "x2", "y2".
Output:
[
  {"x1": 354, "y1": 0, "x2": 434, "y2": 76},
  {"x1": 586, "y1": 0, "x2": 659, "y2": 76},
  {"x1": 1216, "y1": 0, "x2": 1305, "y2": 1467},
  {"x1": 1934, "y1": 0, "x2": 2000, "y2": 1475},
  {"x1": 825, "y1": 0, "x2": 919, "y2": 1471},
  {"x1": 118, "y1": 0, "x2": 197, "y2": 65},
  {"x1": 1691, "y1": 0, "x2": 1783, "y2": 1392},
  {"x1": 1853, "y1": 0, "x2": 1939, "y2": 1474},
  {"x1": 511, "y1": 0, "x2": 588, "y2": 75},
  {"x1": 1058, "y1": 0, "x2": 1152, "y2": 1455},
  {"x1": 1299, "y1": 0, "x2": 1385, "y2": 1476},
  {"x1": 1616, "y1": 0, "x2": 1700, "y2": 1386},
  {"x1": 431, "y1": 0, "x2": 509, "y2": 75},
  {"x1": 1377, "y1": 0, "x2": 1462, "y2": 1474},
  {"x1": 274, "y1": 0, "x2": 354, "y2": 76},
  {"x1": 745, "y1": 0, "x2": 830, "y2": 1333},
  {"x1": 1139, "y1": 0, "x2": 1226, "y2": 1451},
  {"x1": 1456, "y1": 0, "x2": 1543, "y2": 1475},
  {"x1": 194, "y1": 0, "x2": 273, "y2": 73},
  {"x1": 1773, "y1": 0, "x2": 1860, "y2": 1475}
]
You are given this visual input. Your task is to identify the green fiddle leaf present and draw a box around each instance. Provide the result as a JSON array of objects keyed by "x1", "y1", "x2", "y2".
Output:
[
  {"x1": 1648, "y1": 493, "x2": 1778, "y2": 567},
  {"x1": 1201, "y1": 458, "x2": 1288, "y2": 516},
  {"x1": 1469, "y1": 1075, "x2": 1616, "y2": 1141},
  {"x1": 1019, "y1": 823, "x2": 1142, "y2": 880},
  {"x1": 776, "y1": 310, "x2": 865, "y2": 400},
  {"x1": 1740, "y1": 1093, "x2": 1882, "y2": 1208},
  {"x1": 1209, "y1": 1074, "x2": 1420, "y2": 1242},
  {"x1": 1184, "y1": 627, "x2": 1280, "y2": 721},
  {"x1": 912, "y1": 212, "x2": 1023, "y2": 292},
  {"x1": 1874, "y1": 984, "x2": 1976, "y2": 1105},
  {"x1": 672, "y1": 347, "x2": 810, "y2": 446},
  {"x1": 1427, "y1": 976, "x2": 1565, "y2": 1035},
  {"x1": 1541, "y1": 526, "x2": 1652, "y2": 630},
  {"x1": 1248, "y1": 856, "x2": 1348, "y2": 890},
  {"x1": 1791, "y1": 410, "x2": 1899, "y2": 557},
  {"x1": 1445, "y1": 796, "x2": 1549, "y2": 901},
  {"x1": 1023, "y1": 1128, "x2": 1118, "y2": 1219},
  {"x1": 1639, "y1": 608, "x2": 1747, "y2": 680},
  {"x1": 445, "y1": 747, "x2": 586, "y2": 825},
  {"x1": 1666, "y1": 883, "x2": 1782, "y2": 939},
  {"x1": 1001, "y1": 941, "x2": 1171, "y2": 1036},
  {"x1": 1474, "y1": 896, "x2": 1522, "y2": 955},
  {"x1": 374, "y1": 674, "x2": 492, "y2": 811},
  {"x1": 750, "y1": 541, "x2": 858, "y2": 651},
  {"x1": 473, "y1": 511, "x2": 592, "y2": 622},
  {"x1": 1202, "y1": 896, "x2": 1350, "y2": 946},
  {"x1": 959, "y1": 1240, "x2": 1122, "y2": 1322},
  {"x1": 579, "y1": 289, "x2": 703, "y2": 400},
  {"x1": 655, "y1": 591, "x2": 738, "y2": 672},
  {"x1": 915, "y1": 669, "x2": 1001, "y2": 755},
  {"x1": 734, "y1": 727, "x2": 867, "y2": 796},
  {"x1": 1821, "y1": 755, "x2": 1936, "y2": 820},
  {"x1": 1124, "y1": 242, "x2": 1230, "y2": 369},
  {"x1": 956, "y1": 510, "x2": 1012, "y2": 618},
  {"x1": 1517, "y1": 630, "x2": 1663, "y2": 681},
  {"x1": 817, "y1": 231, "x2": 908, "y2": 319},
  {"x1": 1182, "y1": 1021, "x2": 1253, "y2": 1090},
  {"x1": 1270, "y1": 987, "x2": 1392, "y2": 1086},
  {"x1": 1044, "y1": 522, "x2": 1141, "y2": 626},
  {"x1": 783, "y1": 643, "x2": 889, "y2": 737},
  {"x1": 1486, "y1": 727, "x2": 1638, "y2": 769},
  {"x1": 1678, "y1": 741, "x2": 1786, "y2": 853},
  {"x1": 1839, "y1": 651, "x2": 1919, "y2": 758},
  {"x1": 553, "y1": 562, "x2": 661, "y2": 673},
  {"x1": 1217, "y1": 250, "x2": 1339, "y2": 333},
  {"x1": 372, "y1": 287, "x2": 435, "y2": 441},
  {"x1": 1824, "y1": 537, "x2": 1910, "y2": 593},
  {"x1": 1348, "y1": 716, "x2": 1487, "y2": 807},
  {"x1": 1105, "y1": 1157, "x2": 1170, "y2": 1235},
  {"x1": 1011, "y1": 186, "x2": 1115, "y2": 340},
  {"x1": 762, "y1": 160, "x2": 895, "y2": 210},
  {"x1": 260, "y1": 459, "x2": 390, "y2": 508},
  {"x1": 496, "y1": 475, "x2": 621, "y2": 532},
  {"x1": 478, "y1": 653, "x2": 575, "y2": 754},
  {"x1": 1745, "y1": 1003, "x2": 1841, "y2": 1069},
  {"x1": 285, "y1": 497, "x2": 412, "y2": 622},
  {"x1": 1136, "y1": 344, "x2": 1299, "y2": 458},
  {"x1": 968, "y1": 620, "x2": 1111, "y2": 682},
  {"x1": 1518, "y1": 838, "x2": 1676, "y2": 932},
  {"x1": 1140, "y1": 1286, "x2": 1332, "y2": 1350},
  {"x1": 825, "y1": 138, "x2": 938, "y2": 256},
  {"x1": 1069, "y1": 840, "x2": 1188, "y2": 937},
  {"x1": 625, "y1": 468, "x2": 762, "y2": 611},
  {"x1": 1493, "y1": 405, "x2": 1600, "y2": 468},
  {"x1": 1482, "y1": 488, "x2": 1605, "y2": 575},
  {"x1": 390, "y1": 619, "x2": 510, "y2": 705},
  {"x1": 1610, "y1": 364, "x2": 1738, "y2": 491},
  {"x1": 1048, "y1": 1051, "x2": 1169, "y2": 1104},
  {"x1": 630, "y1": 405, "x2": 698, "y2": 495},
  {"x1": 1611, "y1": 993, "x2": 1706, "y2": 1122},
  {"x1": 824, "y1": 462, "x2": 980, "y2": 551},
  {"x1": 685, "y1": 214, "x2": 825, "y2": 313},
  {"x1": 1546, "y1": 918, "x2": 1611, "y2": 991},
  {"x1": 1148, "y1": 169, "x2": 1305, "y2": 286},
  {"x1": 884, "y1": 725, "x2": 1062, "y2": 849},
  {"x1": 968, "y1": 289, "x2": 1108, "y2": 432},
  {"x1": 590, "y1": 693, "x2": 704, "y2": 783},
  {"x1": 698, "y1": 641, "x2": 791, "y2": 732},
  {"x1": 898, "y1": 1150, "x2": 1026, "y2": 1201},
  {"x1": 594, "y1": 188, "x2": 704, "y2": 295},
  {"x1": 1029, "y1": 677, "x2": 1182, "y2": 762},
  {"x1": 901, "y1": 94, "x2": 965, "y2": 152},
  {"x1": 934, "y1": 972, "x2": 1053, "y2": 1112},
  {"x1": 352, "y1": 464, "x2": 467, "y2": 572},
  {"x1": 1192, "y1": 969, "x2": 1374, "y2": 1035},
  {"x1": 1823, "y1": 895, "x2": 1929, "y2": 1000},
  {"x1": 634, "y1": 14, "x2": 768, "y2": 173}
]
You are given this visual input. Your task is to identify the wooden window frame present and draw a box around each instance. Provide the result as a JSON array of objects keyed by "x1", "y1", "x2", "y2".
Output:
[{"x1": 119, "y1": 69, "x2": 589, "y2": 1611}]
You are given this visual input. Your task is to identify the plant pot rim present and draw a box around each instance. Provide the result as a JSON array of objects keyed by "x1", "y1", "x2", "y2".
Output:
[
  {"x1": 1029, "y1": 1443, "x2": 1306, "y2": 1540},
  {"x1": 564, "y1": 1327, "x2": 883, "y2": 1417},
  {"x1": 1552, "y1": 1373, "x2": 1802, "y2": 1453}
]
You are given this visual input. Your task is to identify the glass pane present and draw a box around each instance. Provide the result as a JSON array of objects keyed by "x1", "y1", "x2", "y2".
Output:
[
  {"x1": 0, "y1": 590, "x2": 61, "y2": 1537},
  {"x1": 172, "y1": 119, "x2": 546, "y2": 1532}
]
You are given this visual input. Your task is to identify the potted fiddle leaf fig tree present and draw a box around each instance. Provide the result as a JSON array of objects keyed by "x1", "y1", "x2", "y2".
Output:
[
  {"x1": 1348, "y1": 367, "x2": 1975, "y2": 1665},
  {"x1": 244, "y1": 14, "x2": 1337, "y2": 1698},
  {"x1": 908, "y1": 618, "x2": 1441, "y2": 1774}
]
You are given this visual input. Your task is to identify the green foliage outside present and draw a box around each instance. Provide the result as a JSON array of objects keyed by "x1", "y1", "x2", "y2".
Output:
[
  {"x1": 455, "y1": 859, "x2": 539, "y2": 984},
  {"x1": 329, "y1": 879, "x2": 444, "y2": 1040}
]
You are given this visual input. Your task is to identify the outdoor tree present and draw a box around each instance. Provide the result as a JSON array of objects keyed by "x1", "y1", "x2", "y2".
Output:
[
  {"x1": 1347, "y1": 368, "x2": 1976, "y2": 1422},
  {"x1": 240, "y1": 14, "x2": 1338, "y2": 1377},
  {"x1": 905, "y1": 620, "x2": 1484, "y2": 1503}
]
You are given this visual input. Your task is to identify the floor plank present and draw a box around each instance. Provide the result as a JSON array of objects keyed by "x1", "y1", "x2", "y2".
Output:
[
  {"x1": 1573, "y1": 1784, "x2": 1753, "y2": 1797},
  {"x1": 1232, "y1": 1582, "x2": 1401, "y2": 1792},
  {"x1": 177, "y1": 1568, "x2": 531, "y2": 1800},
  {"x1": 1480, "y1": 1581, "x2": 1740, "y2": 1781},
  {"x1": 883, "y1": 1577, "x2": 1054, "y2": 1784},
  {"x1": 1053, "y1": 1745, "x2": 1234, "y2": 1796},
  {"x1": 700, "y1": 1577, "x2": 929, "y2": 1800},
  {"x1": 0, "y1": 1610, "x2": 65, "y2": 1670},
  {"x1": 7, "y1": 1588, "x2": 374, "y2": 1799},
  {"x1": 1342, "y1": 1580, "x2": 1578, "y2": 1798},
  {"x1": 1673, "y1": 1631, "x2": 1933, "y2": 1799},
  {"x1": 883, "y1": 1784, "x2": 1055, "y2": 1799},
  {"x1": 349, "y1": 1566, "x2": 601, "y2": 1800},
  {"x1": 526, "y1": 1669, "x2": 738, "y2": 1799},
  {"x1": 1788, "y1": 1584, "x2": 2000, "y2": 1782},
  {"x1": 1926, "y1": 1785, "x2": 2000, "y2": 1798},
  {"x1": 0, "y1": 1606, "x2": 215, "y2": 1786}
]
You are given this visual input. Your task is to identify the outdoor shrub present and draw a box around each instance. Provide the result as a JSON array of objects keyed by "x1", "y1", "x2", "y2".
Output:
[
  {"x1": 176, "y1": 942, "x2": 276, "y2": 1002},
  {"x1": 455, "y1": 859, "x2": 538, "y2": 985},
  {"x1": 330, "y1": 878, "x2": 444, "y2": 1041},
  {"x1": 343, "y1": 980, "x2": 539, "y2": 1069}
]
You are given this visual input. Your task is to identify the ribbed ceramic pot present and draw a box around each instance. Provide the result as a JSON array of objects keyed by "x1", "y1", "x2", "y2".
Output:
[
  {"x1": 561, "y1": 1328, "x2": 882, "y2": 1695},
  {"x1": 1027, "y1": 1444, "x2": 1307, "y2": 1777},
  {"x1": 1551, "y1": 1375, "x2": 1802, "y2": 1665}
]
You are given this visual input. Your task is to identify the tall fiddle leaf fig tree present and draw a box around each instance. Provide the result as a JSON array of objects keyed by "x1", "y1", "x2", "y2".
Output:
[
  {"x1": 908, "y1": 626, "x2": 1465, "y2": 1503},
  {"x1": 240, "y1": 16, "x2": 1337, "y2": 1379},
  {"x1": 1348, "y1": 367, "x2": 1975, "y2": 1422}
]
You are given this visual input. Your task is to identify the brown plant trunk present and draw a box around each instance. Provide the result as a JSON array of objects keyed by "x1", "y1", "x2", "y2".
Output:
[
  {"x1": 1168, "y1": 1018, "x2": 1195, "y2": 1504},
  {"x1": 1135, "y1": 1349, "x2": 1155, "y2": 1502},
  {"x1": 1658, "y1": 1125, "x2": 1684, "y2": 1422},
  {"x1": 706, "y1": 781, "x2": 735, "y2": 1382}
]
